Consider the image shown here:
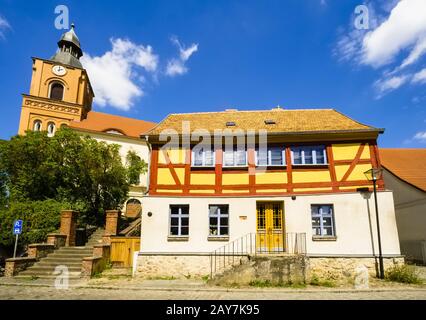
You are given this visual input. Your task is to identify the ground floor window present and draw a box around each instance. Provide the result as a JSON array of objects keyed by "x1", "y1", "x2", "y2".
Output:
[
  {"x1": 311, "y1": 204, "x2": 335, "y2": 236},
  {"x1": 170, "y1": 205, "x2": 189, "y2": 236},
  {"x1": 209, "y1": 205, "x2": 229, "y2": 236}
]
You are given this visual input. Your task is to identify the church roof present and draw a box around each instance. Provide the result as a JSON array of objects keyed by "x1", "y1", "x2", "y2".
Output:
[
  {"x1": 69, "y1": 111, "x2": 157, "y2": 139},
  {"x1": 380, "y1": 148, "x2": 426, "y2": 192}
]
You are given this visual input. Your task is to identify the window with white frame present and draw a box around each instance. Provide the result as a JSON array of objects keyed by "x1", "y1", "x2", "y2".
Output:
[
  {"x1": 256, "y1": 146, "x2": 286, "y2": 166},
  {"x1": 209, "y1": 205, "x2": 229, "y2": 236},
  {"x1": 311, "y1": 204, "x2": 335, "y2": 237},
  {"x1": 223, "y1": 147, "x2": 247, "y2": 167},
  {"x1": 47, "y1": 122, "x2": 56, "y2": 137},
  {"x1": 192, "y1": 148, "x2": 215, "y2": 167},
  {"x1": 169, "y1": 205, "x2": 189, "y2": 236},
  {"x1": 33, "y1": 120, "x2": 42, "y2": 132},
  {"x1": 291, "y1": 146, "x2": 327, "y2": 165}
]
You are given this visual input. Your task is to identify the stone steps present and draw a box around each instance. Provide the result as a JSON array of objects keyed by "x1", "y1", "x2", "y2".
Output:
[{"x1": 16, "y1": 228, "x2": 105, "y2": 279}]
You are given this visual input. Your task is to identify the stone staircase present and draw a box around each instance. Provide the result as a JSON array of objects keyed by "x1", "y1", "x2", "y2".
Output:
[{"x1": 16, "y1": 228, "x2": 104, "y2": 280}]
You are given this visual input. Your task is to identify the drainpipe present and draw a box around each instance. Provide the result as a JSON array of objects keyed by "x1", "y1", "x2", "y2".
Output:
[{"x1": 142, "y1": 135, "x2": 152, "y2": 196}]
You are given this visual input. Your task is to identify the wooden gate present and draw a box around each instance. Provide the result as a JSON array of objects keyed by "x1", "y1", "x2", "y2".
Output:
[{"x1": 110, "y1": 237, "x2": 141, "y2": 267}]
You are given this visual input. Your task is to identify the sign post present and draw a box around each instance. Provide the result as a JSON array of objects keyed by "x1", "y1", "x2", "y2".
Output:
[{"x1": 13, "y1": 220, "x2": 23, "y2": 258}]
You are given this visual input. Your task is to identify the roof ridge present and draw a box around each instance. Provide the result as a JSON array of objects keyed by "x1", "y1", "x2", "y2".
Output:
[
  {"x1": 167, "y1": 108, "x2": 336, "y2": 116},
  {"x1": 89, "y1": 111, "x2": 156, "y2": 124}
]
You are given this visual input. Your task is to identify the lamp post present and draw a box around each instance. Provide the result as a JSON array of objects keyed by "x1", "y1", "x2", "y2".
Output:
[{"x1": 364, "y1": 168, "x2": 384, "y2": 279}]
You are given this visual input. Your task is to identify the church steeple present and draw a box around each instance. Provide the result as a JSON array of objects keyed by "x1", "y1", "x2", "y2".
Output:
[
  {"x1": 51, "y1": 23, "x2": 83, "y2": 69},
  {"x1": 18, "y1": 24, "x2": 94, "y2": 135}
]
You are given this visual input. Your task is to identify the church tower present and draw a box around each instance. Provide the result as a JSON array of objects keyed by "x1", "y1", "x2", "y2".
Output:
[{"x1": 18, "y1": 24, "x2": 94, "y2": 136}]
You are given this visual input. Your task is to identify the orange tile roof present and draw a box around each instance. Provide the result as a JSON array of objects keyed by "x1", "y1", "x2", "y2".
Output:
[
  {"x1": 69, "y1": 111, "x2": 156, "y2": 139},
  {"x1": 380, "y1": 148, "x2": 426, "y2": 192},
  {"x1": 146, "y1": 108, "x2": 382, "y2": 136}
]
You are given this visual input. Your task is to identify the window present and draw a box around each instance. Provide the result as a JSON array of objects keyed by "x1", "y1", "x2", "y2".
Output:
[
  {"x1": 47, "y1": 122, "x2": 56, "y2": 137},
  {"x1": 169, "y1": 205, "x2": 189, "y2": 236},
  {"x1": 256, "y1": 146, "x2": 286, "y2": 166},
  {"x1": 33, "y1": 120, "x2": 42, "y2": 132},
  {"x1": 311, "y1": 205, "x2": 335, "y2": 237},
  {"x1": 209, "y1": 205, "x2": 229, "y2": 236},
  {"x1": 192, "y1": 148, "x2": 215, "y2": 167},
  {"x1": 49, "y1": 82, "x2": 64, "y2": 100},
  {"x1": 223, "y1": 147, "x2": 247, "y2": 167},
  {"x1": 291, "y1": 146, "x2": 327, "y2": 165}
]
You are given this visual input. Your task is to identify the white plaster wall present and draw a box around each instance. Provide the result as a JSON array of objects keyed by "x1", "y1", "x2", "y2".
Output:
[{"x1": 140, "y1": 191, "x2": 401, "y2": 256}]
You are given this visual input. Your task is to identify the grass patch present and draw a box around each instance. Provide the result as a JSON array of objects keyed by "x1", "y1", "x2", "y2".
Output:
[
  {"x1": 385, "y1": 265, "x2": 423, "y2": 285},
  {"x1": 201, "y1": 275, "x2": 210, "y2": 282},
  {"x1": 309, "y1": 274, "x2": 336, "y2": 288},
  {"x1": 249, "y1": 279, "x2": 306, "y2": 288},
  {"x1": 146, "y1": 276, "x2": 176, "y2": 280}
]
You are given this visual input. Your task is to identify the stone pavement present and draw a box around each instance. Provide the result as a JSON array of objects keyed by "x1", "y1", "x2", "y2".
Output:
[{"x1": 0, "y1": 276, "x2": 425, "y2": 300}]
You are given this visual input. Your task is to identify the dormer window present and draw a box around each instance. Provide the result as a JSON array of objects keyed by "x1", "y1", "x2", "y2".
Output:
[
  {"x1": 105, "y1": 129, "x2": 124, "y2": 135},
  {"x1": 264, "y1": 120, "x2": 276, "y2": 125},
  {"x1": 49, "y1": 82, "x2": 64, "y2": 101},
  {"x1": 226, "y1": 122, "x2": 236, "y2": 127}
]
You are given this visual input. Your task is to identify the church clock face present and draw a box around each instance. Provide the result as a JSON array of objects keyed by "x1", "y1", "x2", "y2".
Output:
[{"x1": 52, "y1": 65, "x2": 67, "y2": 76}]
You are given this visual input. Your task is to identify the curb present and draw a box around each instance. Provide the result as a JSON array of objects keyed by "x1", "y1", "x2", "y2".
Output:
[{"x1": 1, "y1": 281, "x2": 425, "y2": 294}]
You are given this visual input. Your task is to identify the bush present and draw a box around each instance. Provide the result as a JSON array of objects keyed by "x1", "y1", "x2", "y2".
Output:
[
  {"x1": 385, "y1": 264, "x2": 423, "y2": 284},
  {"x1": 0, "y1": 199, "x2": 68, "y2": 252}
]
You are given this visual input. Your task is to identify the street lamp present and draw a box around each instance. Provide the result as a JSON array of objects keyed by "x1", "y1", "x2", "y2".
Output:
[{"x1": 364, "y1": 168, "x2": 384, "y2": 279}]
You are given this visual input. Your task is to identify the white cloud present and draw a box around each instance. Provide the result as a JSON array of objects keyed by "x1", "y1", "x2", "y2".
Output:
[
  {"x1": 413, "y1": 131, "x2": 426, "y2": 142},
  {"x1": 412, "y1": 68, "x2": 426, "y2": 84},
  {"x1": 0, "y1": 15, "x2": 10, "y2": 39},
  {"x1": 335, "y1": 0, "x2": 426, "y2": 98},
  {"x1": 166, "y1": 36, "x2": 198, "y2": 77},
  {"x1": 374, "y1": 75, "x2": 410, "y2": 98},
  {"x1": 81, "y1": 38, "x2": 159, "y2": 110},
  {"x1": 361, "y1": 0, "x2": 426, "y2": 68}
]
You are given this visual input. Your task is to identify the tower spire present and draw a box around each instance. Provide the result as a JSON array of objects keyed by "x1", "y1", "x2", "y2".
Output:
[{"x1": 51, "y1": 23, "x2": 83, "y2": 68}]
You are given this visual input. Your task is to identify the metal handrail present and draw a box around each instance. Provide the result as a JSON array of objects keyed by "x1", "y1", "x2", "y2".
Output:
[{"x1": 209, "y1": 232, "x2": 306, "y2": 279}]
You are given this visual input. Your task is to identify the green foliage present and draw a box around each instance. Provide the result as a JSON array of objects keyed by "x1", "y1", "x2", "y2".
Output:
[
  {"x1": 248, "y1": 279, "x2": 306, "y2": 288},
  {"x1": 126, "y1": 151, "x2": 147, "y2": 185},
  {"x1": 0, "y1": 128, "x2": 147, "y2": 226},
  {"x1": 385, "y1": 264, "x2": 423, "y2": 284},
  {"x1": 309, "y1": 273, "x2": 336, "y2": 287},
  {"x1": 0, "y1": 199, "x2": 66, "y2": 249}
]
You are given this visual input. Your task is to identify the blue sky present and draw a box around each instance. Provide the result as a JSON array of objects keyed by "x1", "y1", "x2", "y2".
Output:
[{"x1": 0, "y1": 0, "x2": 425, "y2": 147}]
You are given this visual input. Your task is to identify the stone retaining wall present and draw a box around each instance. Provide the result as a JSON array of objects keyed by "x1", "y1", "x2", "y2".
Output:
[
  {"x1": 134, "y1": 253, "x2": 405, "y2": 283},
  {"x1": 307, "y1": 256, "x2": 405, "y2": 281},
  {"x1": 135, "y1": 254, "x2": 211, "y2": 279}
]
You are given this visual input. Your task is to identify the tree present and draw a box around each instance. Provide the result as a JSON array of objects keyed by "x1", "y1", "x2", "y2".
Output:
[{"x1": 0, "y1": 128, "x2": 147, "y2": 226}]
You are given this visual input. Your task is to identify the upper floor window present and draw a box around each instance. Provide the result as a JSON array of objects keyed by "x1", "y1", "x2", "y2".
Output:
[
  {"x1": 47, "y1": 122, "x2": 56, "y2": 137},
  {"x1": 311, "y1": 204, "x2": 335, "y2": 237},
  {"x1": 223, "y1": 147, "x2": 247, "y2": 167},
  {"x1": 192, "y1": 148, "x2": 215, "y2": 167},
  {"x1": 256, "y1": 146, "x2": 286, "y2": 166},
  {"x1": 33, "y1": 120, "x2": 42, "y2": 132},
  {"x1": 291, "y1": 146, "x2": 327, "y2": 165},
  {"x1": 49, "y1": 82, "x2": 64, "y2": 101}
]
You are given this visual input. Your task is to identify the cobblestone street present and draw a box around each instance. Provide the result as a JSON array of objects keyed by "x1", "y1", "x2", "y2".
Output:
[{"x1": 0, "y1": 279, "x2": 425, "y2": 300}]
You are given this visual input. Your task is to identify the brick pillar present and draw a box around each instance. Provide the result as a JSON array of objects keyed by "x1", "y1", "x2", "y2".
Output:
[
  {"x1": 105, "y1": 210, "x2": 119, "y2": 236},
  {"x1": 60, "y1": 210, "x2": 79, "y2": 246}
]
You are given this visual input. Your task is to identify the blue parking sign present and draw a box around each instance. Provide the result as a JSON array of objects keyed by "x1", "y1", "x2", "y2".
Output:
[{"x1": 13, "y1": 220, "x2": 23, "y2": 235}]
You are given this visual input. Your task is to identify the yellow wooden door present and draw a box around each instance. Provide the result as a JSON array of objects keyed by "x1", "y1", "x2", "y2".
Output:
[
  {"x1": 256, "y1": 202, "x2": 284, "y2": 252},
  {"x1": 110, "y1": 237, "x2": 141, "y2": 267}
]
